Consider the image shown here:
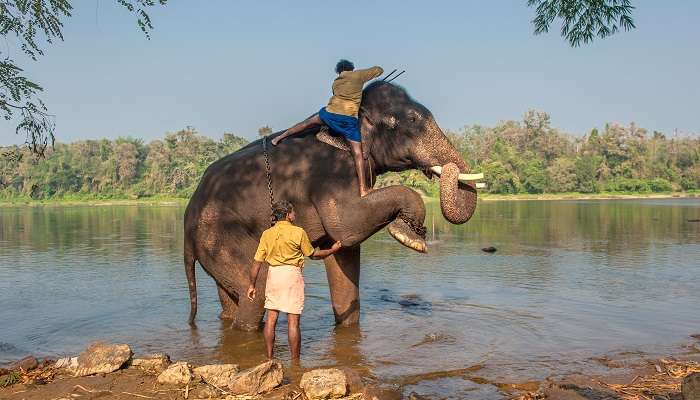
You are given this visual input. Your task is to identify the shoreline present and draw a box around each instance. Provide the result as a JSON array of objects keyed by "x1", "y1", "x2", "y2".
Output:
[
  {"x1": 1, "y1": 338, "x2": 699, "y2": 400},
  {"x1": 0, "y1": 192, "x2": 697, "y2": 208}
]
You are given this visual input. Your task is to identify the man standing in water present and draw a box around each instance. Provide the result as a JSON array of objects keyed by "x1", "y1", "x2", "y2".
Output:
[
  {"x1": 247, "y1": 200, "x2": 342, "y2": 360},
  {"x1": 271, "y1": 59, "x2": 383, "y2": 197}
]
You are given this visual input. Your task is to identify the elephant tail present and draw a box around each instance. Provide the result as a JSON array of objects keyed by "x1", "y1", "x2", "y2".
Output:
[{"x1": 184, "y1": 234, "x2": 198, "y2": 326}]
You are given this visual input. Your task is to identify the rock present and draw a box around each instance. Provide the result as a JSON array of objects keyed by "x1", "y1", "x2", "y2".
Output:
[
  {"x1": 130, "y1": 353, "x2": 171, "y2": 373},
  {"x1": 54, "y1": 357, "x2": 78, "y2": 369},
  {"x1": 228, "y1": 360, "x2": 283, "y2": 395},
  {"x1": 481, "y1": 246, "x2": 497, "y2": 253},
  {"x1": 300, "y1": 368, "x2": 348, "y2": 399},
  {"x1": 337, "y1": 367, "x2": 363, "y2": 394},
  {"x1": 362, "y1": 385, "x2": 402, "y2": 400},
  {"x1": 191, "y1": 384, "x2": 221, "y2": 399},
  {"x1": 157, "y1": 362, "x2": 195, "y2": 386},
  {"x1": 683, "y1": 372, "x2": 700, "y2": 400},
  {"x1": 193, "y1": 363, "x2": 239, "y2": 388},
  {"x1": 0, "y1": 368, "x2": 9, "y2": 375},
  {"x1": 73, "y1": 342, "x2": 133, "y2": 377},
  {"x1": 10, "y1": 356, "x2": 38, "y2": 372}
]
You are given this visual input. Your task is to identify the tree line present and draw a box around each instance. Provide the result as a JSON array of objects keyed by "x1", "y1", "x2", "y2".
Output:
[{"x1": 1, "y1": 111, "x2": 698, "y2": 201}]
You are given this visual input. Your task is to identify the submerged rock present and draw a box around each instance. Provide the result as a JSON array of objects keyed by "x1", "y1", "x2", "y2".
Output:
[
  {"x1": 683, "y1": 372, "x2": 700, "y2": 400},
  {"x1": 73, "y1": 342, "x2": 133, "y2": 377},
  {"x1": 300, "y1": 368, "x2": 348, "y2": 399},
  {"x1": 130, "y1": 353, "x2": 171, "y2": 373},
  {"x1": 193, "y1": 363, "x2": 239, "y2": 388},
  {"x1": 228, "y1": 360, "x2": 283, "y2": 395},
  {"x1": 10, "y1": 356, "x2": 38, "y2": 372},
  {"x1": 157, "y1": 361, "x2": 195, "y2": 386}
]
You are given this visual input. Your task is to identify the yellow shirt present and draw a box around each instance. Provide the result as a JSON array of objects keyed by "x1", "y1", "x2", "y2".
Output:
[
  {"x1": 253, "y1": 221, "x2": 315, "y2": 269},
  {"x1": 325, "y1": 66, "x2": 384, "y2": 117}
]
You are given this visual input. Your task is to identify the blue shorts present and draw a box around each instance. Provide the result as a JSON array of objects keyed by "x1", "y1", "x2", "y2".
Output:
[{"x1": 318, "y1": 107, "x2": 361, "y2": 142}]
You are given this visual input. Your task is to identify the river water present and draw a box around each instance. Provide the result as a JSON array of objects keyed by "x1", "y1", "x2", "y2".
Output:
[{"x1": 1, "y1": 199, "x2": 699, "y2": 398}]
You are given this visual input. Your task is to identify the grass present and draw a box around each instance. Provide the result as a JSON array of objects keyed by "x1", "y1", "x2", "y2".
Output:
[{"x1": 0, "y1": 191, "x2": 697, "y2": 208}]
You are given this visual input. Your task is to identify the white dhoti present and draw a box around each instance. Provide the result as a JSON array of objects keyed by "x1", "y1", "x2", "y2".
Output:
[{"x1": 264, "y1": 264, "x2": 305, "y2": 315}]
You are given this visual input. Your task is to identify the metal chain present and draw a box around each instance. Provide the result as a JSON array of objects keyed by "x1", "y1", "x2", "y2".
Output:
[
  {"x1": 397, "y1": 210, "x2": 427, "y2": 238},
  {"x1": 262, "y1": 137, "x2": 275, "y2": 227}
]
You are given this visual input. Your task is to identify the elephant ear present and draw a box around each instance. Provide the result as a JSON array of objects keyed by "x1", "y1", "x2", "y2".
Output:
[{"x1": 359, "y1": 107, "x2": 380, "y2": 160}]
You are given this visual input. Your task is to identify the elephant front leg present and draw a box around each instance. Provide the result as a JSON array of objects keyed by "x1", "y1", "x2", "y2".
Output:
[
  {"x1": 323, "y1": 246, "x2": 361, "y2": 326},
  {"x1": 316, "y1": 185, "x2": 428, "y2": 253}
]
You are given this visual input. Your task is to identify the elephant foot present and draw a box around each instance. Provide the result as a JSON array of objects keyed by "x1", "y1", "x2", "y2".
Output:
[
  {"x1": 219, "y1": 310, "x2": 236, "y2": 320},
  {"x1": 387, "y1": 219, "x2": 427, "y2": 253}
]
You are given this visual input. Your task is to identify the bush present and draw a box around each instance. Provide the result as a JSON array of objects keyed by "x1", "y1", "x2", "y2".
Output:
[
  {"x1": 606, "y1": 178, "x2": 651, "y2": 193},
  {"x1": 648, "y1": 178, "x2": 673, "y2": 192}
]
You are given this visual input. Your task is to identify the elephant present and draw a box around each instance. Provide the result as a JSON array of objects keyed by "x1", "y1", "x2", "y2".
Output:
[{"x1": 183, "y1": 81, "x2": 478, "y2": 330}]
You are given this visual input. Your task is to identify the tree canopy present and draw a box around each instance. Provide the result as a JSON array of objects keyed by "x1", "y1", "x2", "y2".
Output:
[{"x1": 2, "y1": 115, "x2": 697, "y2": 202}]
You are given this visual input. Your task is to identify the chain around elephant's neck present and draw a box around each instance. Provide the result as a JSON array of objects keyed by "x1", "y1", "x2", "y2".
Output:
[{"x1": 262, "y1": 137, "x2": 275, "y2": 227}]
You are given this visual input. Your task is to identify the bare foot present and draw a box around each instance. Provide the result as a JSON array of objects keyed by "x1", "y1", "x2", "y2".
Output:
[
  {"x1": 360, "y1": 188, "x2": 375, "y2": 197},
  {"x1": 271, "y1": 138, "x2": 280, "y2": 146}
]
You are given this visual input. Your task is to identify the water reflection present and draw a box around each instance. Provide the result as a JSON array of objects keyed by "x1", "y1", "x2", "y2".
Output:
[{"x1": 1, "y1": 199, "x2": 699, "y2": 398}]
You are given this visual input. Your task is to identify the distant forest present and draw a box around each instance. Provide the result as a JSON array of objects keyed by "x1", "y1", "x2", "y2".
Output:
[{"x1": 1, "y1": 111, "x2": 698, "y2": 200}]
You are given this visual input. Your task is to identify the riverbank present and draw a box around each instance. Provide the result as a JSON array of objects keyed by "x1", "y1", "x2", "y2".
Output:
[
  {"x1": 1, "y1": 339, "x2": 700, "y2": 400},
  {"x1": 1, "y1": 191, "x2": 697, "y2": 208}
]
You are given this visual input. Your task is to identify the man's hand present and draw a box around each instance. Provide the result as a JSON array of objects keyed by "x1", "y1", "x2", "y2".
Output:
[
  {"x1": 247, "y1": 285, "x2": 256, "y2": 301},
  {"x1": 331, "y1": 241, "x2": 342, "y2": 252}
]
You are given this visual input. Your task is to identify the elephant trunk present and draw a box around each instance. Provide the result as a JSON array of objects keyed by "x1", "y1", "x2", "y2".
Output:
[{"x1": 419, "y1": 119, "x2": 478, "y2": 224}]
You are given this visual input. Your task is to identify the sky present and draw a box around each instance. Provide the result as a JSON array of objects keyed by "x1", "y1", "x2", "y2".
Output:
[{"x1": 1, "y1": 1, "x2": 699, "y2": 145}]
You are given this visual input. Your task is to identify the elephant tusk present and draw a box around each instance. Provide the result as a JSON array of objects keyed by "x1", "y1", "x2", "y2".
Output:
[
  {"x1": 475, "y1": 182, "x2": 486, "y2": 189},
  {"x1": 429, "y1": 166, "x2": 484, "y2": 183}
]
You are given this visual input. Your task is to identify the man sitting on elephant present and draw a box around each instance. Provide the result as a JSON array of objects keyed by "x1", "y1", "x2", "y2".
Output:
[
  {"x1": 247, "y1": 200, "x2": 342, "y2": 360},
  {"x1": 271, "y1": 59, "x2": 383, "y2": 197}
]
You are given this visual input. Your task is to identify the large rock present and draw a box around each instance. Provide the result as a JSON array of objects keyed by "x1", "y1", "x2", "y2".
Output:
[
  {"x1": 228, "y1": 360, "x2": 283, "y2": 395},
  {"x1": 157, "y1": 361, "x2": 195, "y2": 386},
  {"x1": 684, "y1": 372, "x2": 700, "y2": 400},
  {"x1": 300, "y1": 368, "x2": 348, "y2": 399},
  {"x1": 73, "y1": 342, "x2": 133, "y2": 377},
  {"x1": 54, "y1": 357, "x2": 78, "y2": 369},
  {"x1": 10, "y1": 356, "x2": 38, "y2": 372},
  {"x1": 193, "y1": 364, "x2": 239, "y2": 388},
  {"x1": 130, "y1": 353, "x2": 171, "y2": 373}
]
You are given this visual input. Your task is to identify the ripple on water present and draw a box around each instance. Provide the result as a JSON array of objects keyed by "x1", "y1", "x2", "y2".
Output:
[{"x1": 1, "y1": 200, "x2": 700, "y2": 396}]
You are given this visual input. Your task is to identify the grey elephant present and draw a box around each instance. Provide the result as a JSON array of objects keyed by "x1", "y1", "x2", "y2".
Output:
[{"x1": 184, "y1": 81, "x2": 479, "y2": 330}]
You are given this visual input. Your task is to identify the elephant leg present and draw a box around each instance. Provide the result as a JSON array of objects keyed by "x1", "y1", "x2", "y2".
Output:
[
  {"x1": 315, "y1": 185, "x2": 427, "y2": 251},
  {"x1": 216, "y1": 282, "x2": 238, "y2": 320},
  {"x1": 231, "y1": 263, "x2": 268, "y2": 331},
  {"x1": 324, "y1": 246, "x2": 361, "y2": 326}
]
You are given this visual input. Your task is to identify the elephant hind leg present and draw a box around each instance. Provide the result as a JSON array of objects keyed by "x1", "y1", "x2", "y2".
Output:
[{"x1": 217, "y1": 282, "x2": 239, "y2": 320}]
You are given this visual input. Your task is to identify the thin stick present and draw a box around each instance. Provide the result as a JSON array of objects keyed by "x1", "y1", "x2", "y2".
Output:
[
  {"x1": 386, "y1": 70, "x2": 405, "y2": 83},
  {"x1": 121, "y1": 392, "x2": 154, "y2": 399},
  {"x1": 381, "y1": 69, "x2": 397, "y2": 81}
]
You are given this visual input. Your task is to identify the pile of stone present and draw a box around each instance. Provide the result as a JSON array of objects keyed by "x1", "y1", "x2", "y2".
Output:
[{"x1": 7, "y1": 341, "x2": 369, "y2": 399}]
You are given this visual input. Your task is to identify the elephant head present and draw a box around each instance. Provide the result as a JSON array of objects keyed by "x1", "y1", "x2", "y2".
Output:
[{"x1": 359, "y1": 81, "x2": 477, "y2": 226}]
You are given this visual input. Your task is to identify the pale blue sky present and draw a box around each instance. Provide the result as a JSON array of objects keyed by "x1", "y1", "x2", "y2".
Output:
[{"x1": 1, "y1": 1, "x2": 699, "y2": 145}]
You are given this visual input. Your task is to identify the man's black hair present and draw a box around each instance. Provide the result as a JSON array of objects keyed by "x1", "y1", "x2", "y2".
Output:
[
  {"x1": 272, "y1": 200, "x2": 294, "y2": 222},
  {"x1": 335, "y1": 59, "x2": 354, "y2": 74}
]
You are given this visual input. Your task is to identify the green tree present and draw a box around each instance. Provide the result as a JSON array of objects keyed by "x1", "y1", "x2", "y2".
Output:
[
  {"x1": 527, "y1": 0, "x2": 635, "y2": 47},
  {"x1": 575, "y1": 155, "x2": 601, "y2": 193},
  {"x1": 1, "y1": 0, "x2": 166, "y2": 155}
]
